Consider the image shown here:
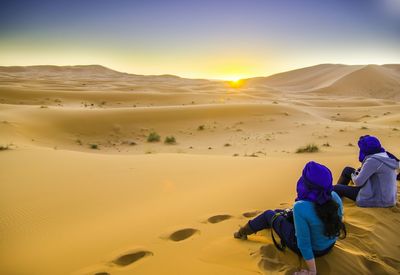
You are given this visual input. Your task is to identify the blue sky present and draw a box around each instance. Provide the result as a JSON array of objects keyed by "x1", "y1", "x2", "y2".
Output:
[{"x1": 1, "y1": 0, "x2": 399, "y2": 79}]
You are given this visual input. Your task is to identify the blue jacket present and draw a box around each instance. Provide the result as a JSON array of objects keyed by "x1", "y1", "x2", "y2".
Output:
[
  {"x1": 293, "y1": 191, "x2": 343, "y2": 260},
  {"x1": 352, "y1": 152, "x2": 399, "y2": 207}
]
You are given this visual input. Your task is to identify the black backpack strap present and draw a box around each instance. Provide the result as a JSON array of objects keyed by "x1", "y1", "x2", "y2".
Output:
[{"x1": 270, "y1": 213, "x2": 286, "y2": 251}]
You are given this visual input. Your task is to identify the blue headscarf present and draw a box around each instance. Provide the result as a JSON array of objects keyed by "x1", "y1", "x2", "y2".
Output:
[
  {"x1": 296, "y1": 161, "x2": 333, "y2": 205},
  {"x1": 358, "y1": 135, "x2": 399, "y2": 163},
  {"x1": 358, "y1": 135, "x2": 385, "y2": 162}
]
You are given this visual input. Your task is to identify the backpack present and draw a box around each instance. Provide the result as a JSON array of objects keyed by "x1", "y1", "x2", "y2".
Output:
[{"x1": 270, "y1": 208, "x2": 294, "y2": 251}]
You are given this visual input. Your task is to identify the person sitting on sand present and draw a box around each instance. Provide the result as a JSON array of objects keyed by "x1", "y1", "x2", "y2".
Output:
[
  {"x1": 234, "y1": 161, "x2": 345, "y2": 275},
  {"x1": 334, "y1": 135, "x2": 399, "y2": 207}
]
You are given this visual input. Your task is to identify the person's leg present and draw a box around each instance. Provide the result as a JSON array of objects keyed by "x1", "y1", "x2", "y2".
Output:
[
  {"x1": 336, "y1": 166, "x2": 356, "y2": 185},
  {"x1": 333, "y1": 184, "x2": 361, "y2": 201},
  {"x1": 234, "y1": 209, "x2": 283, "y2": 239},
  {"x1": 248, "y1": 209, "x2": 280, "y2": 232}
]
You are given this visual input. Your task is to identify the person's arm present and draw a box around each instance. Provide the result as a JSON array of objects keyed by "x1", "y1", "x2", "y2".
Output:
[
  {"x1": 351, "y1": 158, "x2": 379, "y2": 186},
  {"x1": 293, "y1": 203, "x2": 316, "y2": 273}
]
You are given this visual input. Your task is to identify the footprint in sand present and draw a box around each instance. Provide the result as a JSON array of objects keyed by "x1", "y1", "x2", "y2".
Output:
[
  {"x1": 390, "y1": 206, "x2": 400, "y2": 213},
  {"x1": 242, "y1": 210, "x2": 262, "y2": 218},
  {"x1": 168, "y1": 228, "x2": 199, "y2": 242},
  {"x1": 207, "y1": 214, "x2": 233, "y2": 224},
  {"x1": 94, "y1": 273, "x2": 110, "y2": 275},
  {"x1": 382, "y1": 255, "x2": 400, "y2": 270},
  {"x1": 259, "y1": 244, "x2": 297, "y2": 273},
  {"x1": 111, "y1": 250, "x2": 153, "y2": 267},
  {"x1": 360, "y1": 254, "x2": 389, "y2": 273}
]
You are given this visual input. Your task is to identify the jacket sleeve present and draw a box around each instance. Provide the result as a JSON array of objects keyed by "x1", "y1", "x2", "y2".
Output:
[
  {"x1": 351, "y1": 158, "x2": 380, "y2": 187},
  {"x1": 293, "y1": 203, "x2": 314, "y2": 260}
]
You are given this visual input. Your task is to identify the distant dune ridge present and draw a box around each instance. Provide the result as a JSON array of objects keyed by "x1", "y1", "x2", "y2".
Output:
[
  {"x1": 244, "y1": 64, "x2": 364, "y2": 92},
  {"x1": 244, "y1": 64, "x2": 400, "y2": 99},
  {"x1": 1, "y1": 63, "x2": 399, "y2": 100},
  {"x1": 0, "y1": 64, "x2": 211, "y2": 84},
  {"x1": 0, "y1": 63, "x2": 399, "y2": 275}
]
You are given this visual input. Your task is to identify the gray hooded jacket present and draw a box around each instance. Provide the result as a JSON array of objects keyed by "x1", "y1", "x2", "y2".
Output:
[{"x1": 352, "y1": 153, "x2": 399, "y2": 207}]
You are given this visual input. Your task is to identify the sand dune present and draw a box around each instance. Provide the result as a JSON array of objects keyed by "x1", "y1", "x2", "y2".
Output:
[
  {"x1": 244, "y1": 64, "x2": 363, "y2": 92},
  {"x1": 244, "y1": 64, "x2": 400, "y2": 101},
  {"x1": 0, "y1": 64, "x2": 399, "y2": 275},
  {"x1": 316, "y1": 65, "x2": 400, "y2": 100},
  {"x1": 0, "y1": 65, "x2": 119, "y2": 74}
]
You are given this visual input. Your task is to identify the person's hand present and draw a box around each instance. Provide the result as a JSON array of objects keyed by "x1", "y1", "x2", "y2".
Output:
[
  {"x1": 293, "y1": 269, "x2": 317, "y2": 275},
  {"x1": 352, "y1": 169, "x2": 360, "y2": 177}
]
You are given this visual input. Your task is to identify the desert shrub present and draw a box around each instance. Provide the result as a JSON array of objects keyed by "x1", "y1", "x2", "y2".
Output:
[
  {"x1": 164, "y1": 136, "x2": 176, "y2": 144},
  {"x1": 90, "y1": 144, "x2": 98, "y2": 149},
  {"x1": 197, "y1": 125, "x2": 205, "y2": 131},
  {"x1": 0, "y1": 145, "x2": 9, "y2": 151},
  {"x1": 245, "y1": 153, "x2": 258, "y2": 157},
  {"x1": 322, "y1": 142, "x2": 330, "y2": 147},
  {"x1": 296, "y1": 144, "x2": 319, "y2": 153},
  {"x1": 147, "y1": 132, "x2": 160, "y2": 142},
  {"x1": 361, "y1": 126, "x2": 368, "y2": 130}
]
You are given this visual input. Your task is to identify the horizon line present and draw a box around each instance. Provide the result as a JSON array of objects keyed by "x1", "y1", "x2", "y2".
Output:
[{"x1": 0, "y1": 62, "x2": 398, "y2": 82}]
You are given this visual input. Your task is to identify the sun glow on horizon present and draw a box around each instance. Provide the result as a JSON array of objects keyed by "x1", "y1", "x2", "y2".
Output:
[
  {"x1": 228, "y1": 78, "x2": 245, "y2": 88},
  {"x1": 224, "y1": 76, "x2": 243, "y2": 82}
]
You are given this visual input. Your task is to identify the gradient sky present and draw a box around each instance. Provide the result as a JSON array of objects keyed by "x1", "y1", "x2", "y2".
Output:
[{"x1": 1, "y1": 0, "x2": 399, "y2": 80}]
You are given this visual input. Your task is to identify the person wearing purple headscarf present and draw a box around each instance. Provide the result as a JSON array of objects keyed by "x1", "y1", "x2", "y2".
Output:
[
  {"x1": 334, "y1": 135, "x2": 399, "y2": 207},
  {"x1": 234, "y1": 161, "x2": 345, "y2": 275}
]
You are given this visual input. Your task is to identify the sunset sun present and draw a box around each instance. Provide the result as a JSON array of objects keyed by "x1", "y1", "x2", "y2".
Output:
[{"x1": 228, "y1": 78, "x2": 245, "y2": 88}]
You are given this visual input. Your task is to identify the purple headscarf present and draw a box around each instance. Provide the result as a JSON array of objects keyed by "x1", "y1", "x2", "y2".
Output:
[
  {"x1": 296, "y1": 161, "x2": 333, "y2": 205},
  {"x1": 358, "y1": 135, "x2": 385, "y2": 163}
]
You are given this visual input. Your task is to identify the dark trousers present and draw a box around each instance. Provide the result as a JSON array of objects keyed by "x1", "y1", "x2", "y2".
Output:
[
  {"x1": 248, "y1": 209, "x2": 333, "y2": 257},
  {"x1": 333, "y1": 166, "x2": 361, "y2": 201},
  {"x1": 249, "y1": 209, "x2": 300, "y2": 254}
]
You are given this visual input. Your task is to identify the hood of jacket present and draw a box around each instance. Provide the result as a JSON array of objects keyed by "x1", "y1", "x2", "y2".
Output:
[{"x1": 367, "y1": 154, "x2": 400, "y2": 170}]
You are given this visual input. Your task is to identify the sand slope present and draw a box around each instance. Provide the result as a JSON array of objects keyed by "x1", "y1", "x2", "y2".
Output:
[
  {"x1": 245, "y1": 64, "x2": 363, "y2": 92},
  {"x1": 316, "y1": 65, "x2": 400, "y2": 100},
  {"x1": 244, "y1": 64, "x2": 400, "y2": 101},
  {"x1": 1, "y1": 149, "x2": 399, "y2": 275},
  {"x1": 0, "y1": 64, "x2": 399, "y2": 275}
]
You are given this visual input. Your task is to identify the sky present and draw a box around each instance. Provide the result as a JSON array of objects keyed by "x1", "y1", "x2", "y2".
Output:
[{"x1": 1, "y1": 0, "x2": 399, "y2": 80}]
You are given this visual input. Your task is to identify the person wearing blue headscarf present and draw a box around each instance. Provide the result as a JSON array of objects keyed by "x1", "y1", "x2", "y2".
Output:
[
  {"x1": 334, "y1": 135, "x2": 399, "y2": 207},
  {"x1": 234, "y1": 161, "x2": 345, "y2": 275}
]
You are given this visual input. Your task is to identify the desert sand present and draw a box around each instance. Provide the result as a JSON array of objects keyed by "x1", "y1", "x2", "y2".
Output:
[{"x1": 0, "y1": 64, "x2": 399, "y2": 275}]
